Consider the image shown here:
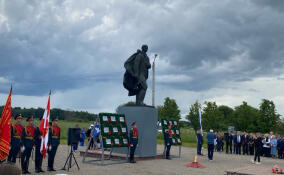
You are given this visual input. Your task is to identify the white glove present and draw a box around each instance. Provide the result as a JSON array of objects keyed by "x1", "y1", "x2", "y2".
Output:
[{"x1": 21, "y1": 146, "x2": 25, "y2": 153}]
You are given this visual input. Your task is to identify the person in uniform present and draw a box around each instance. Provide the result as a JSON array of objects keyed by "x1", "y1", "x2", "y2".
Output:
[
  {"x1": 34, "y1": 117, "x2": 44, "y2": 173},
  {"x1": 8, "y1": 114, "x2": 24, "y2": 163},
  {"x1": 47, "y1": 117, "x2": 60, "y2": 171},
  {"x1": 21, "y1": 116, "x2": 35, "y2": 174},
  {"x1": 196, "y1": 129, "x2": 203, "y2": 155},
  {"x1": 164, "y1": 124, "x2": 173, "y2": 160},
  {"x1": 129, "y1": 122, "x2": 138, "y2": 163}
]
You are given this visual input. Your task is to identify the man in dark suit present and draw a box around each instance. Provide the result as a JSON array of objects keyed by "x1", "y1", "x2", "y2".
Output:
[
  {"x1": 225, "y1": 131, "x2": 233, "y2": 154},
  {"x1": 242, "y1": 131, "x2": 249, "y2": 155},
  {"x1": 234, "y1": 131, "x2": 242, "y2": 155},
  {"x1": 196, "y1": 129, "x2": 203, "y2": 155}
]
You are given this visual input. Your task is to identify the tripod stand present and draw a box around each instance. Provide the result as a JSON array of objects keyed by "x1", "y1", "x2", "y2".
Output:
[{"x1": 62, "y1": 145, "x2": 80, "y2": 171}]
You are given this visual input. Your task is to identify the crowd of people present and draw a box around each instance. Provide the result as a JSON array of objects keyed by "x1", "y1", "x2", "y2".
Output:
[{"x1": 197, "y1": 129, "x2": 284, "y2": 164}]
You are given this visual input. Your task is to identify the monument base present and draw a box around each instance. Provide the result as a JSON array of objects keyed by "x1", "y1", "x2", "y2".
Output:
[{"x1": 113, "y1": 105, "x2": 158, "y2": 157}]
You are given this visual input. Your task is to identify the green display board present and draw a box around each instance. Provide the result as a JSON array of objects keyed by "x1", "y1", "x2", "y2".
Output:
[
  {"x1": 161, "y1": 118, "x2": 182, "y2": 146},
  {"x1": 99, "y1": 113, "x2": 129, "y2": 148}
]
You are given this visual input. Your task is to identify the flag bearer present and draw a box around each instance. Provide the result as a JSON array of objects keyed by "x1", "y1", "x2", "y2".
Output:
[
  {"x1": 129, "y1": 122, "x2": 138, "y2": 163},
  {"x1": 7, "y1": 114, "x2": 24, "y2": 163},
  {"x1": 21, "y1": 116, "x2": 35, "y2": 174},
  {"x1": 34, "y1": 117, "x2": 44, "y2": 173},
  {"x1": 47, "y1": 117, "x2": 60, "y2": 171}
]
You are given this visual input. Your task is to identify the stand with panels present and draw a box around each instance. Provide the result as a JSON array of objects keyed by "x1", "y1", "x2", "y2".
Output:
[
  {"x1": 83, "y1": 113, "x2": 129, "y2": 165},
  {"x1": 161, "y1": 118, "x2": 182, "y2": 158}
]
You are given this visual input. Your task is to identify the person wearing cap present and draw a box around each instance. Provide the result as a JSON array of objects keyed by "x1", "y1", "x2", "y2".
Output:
[
  {"x1": 164, "y1": 124, "x2": 173, "y2": 159},
  {"x1": 47, "y1": 117, "x2": 60, "y2": 171},
  {"x1": 8, "y1": 114, "x2": 24, "y2": 163},
  {"x1": 129, "y1": 122, "x2": 138, "y2": 163},
  {"x1": 206, "y1": 129, "x2": 216, "y2": 161},
  {"x1": 34, "y1": 117, "x2": 44, "y2": 173},
  {"x1": 21, "y1": 116, "x2": 36, "y2": 174}
]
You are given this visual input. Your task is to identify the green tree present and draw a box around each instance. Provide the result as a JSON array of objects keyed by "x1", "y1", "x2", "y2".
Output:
[
  {"x1": 202, "y1": 101, "x2": 225, "y2": 131},
  {"x1": 186, "y1": 101, "x2": 201, "y2": 132},
  {"x1": 218, "y1": 105, "x2": 234, "y2": 126},
  {"x1": 157, "y1": 105, "x2": 163, "y2": 120},
  {"x1": 233, "y1": 101, "x2": 259, "y2": 132},
  {"x1": 275, "y1": 119, "x2": 284, "y2": 135},
  {"x1": 159, "y1": 97, "x2": 181, "y2": 121},
  {"x1": 258, "y1": 99, "x2": 280, "y2": 133}
]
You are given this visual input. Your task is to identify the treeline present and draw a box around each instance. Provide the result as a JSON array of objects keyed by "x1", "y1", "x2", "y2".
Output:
[
  {"x1": 187, "y1": 99, "x2": 284, "y2": 134},
  {"x1": 157, "y1": 97, "x2": 283, "y2": 134},
  {"x1": 0, "y1": 106, "x2": 98, "y2": 122}
]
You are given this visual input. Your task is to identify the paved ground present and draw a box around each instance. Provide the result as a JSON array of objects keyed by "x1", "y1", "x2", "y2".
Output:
[{"x1": 12, "y1": 145, "x2": 284, "y2": 175}]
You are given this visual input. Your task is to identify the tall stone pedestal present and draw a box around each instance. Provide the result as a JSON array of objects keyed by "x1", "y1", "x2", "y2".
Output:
[{"x1": 113, "y1": 105, "x2": 158, "y2": 157}]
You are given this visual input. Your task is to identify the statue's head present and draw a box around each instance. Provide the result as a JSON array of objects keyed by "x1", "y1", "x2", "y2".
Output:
[{"x1": 141, "y1": 45, "x2": 148, "y2": 52}]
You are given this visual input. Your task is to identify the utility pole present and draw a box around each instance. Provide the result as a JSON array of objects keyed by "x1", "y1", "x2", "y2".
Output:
[{"x1": 152, "y1": 54, "x2": 158, "y2": 107}]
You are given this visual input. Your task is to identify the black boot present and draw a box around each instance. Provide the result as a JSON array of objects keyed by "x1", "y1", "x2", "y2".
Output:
[{"x1": 129, "y1": 154, "x2": 136, "y2": 163}]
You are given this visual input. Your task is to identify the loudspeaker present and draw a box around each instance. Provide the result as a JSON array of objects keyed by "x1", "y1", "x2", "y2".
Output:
[{"x1": 68, "y1": 128, "x2": 80, "y2": 145}]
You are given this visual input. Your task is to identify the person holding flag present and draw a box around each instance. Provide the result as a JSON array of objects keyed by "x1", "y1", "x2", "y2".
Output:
[
  {"x1": 21, "y1": 116, "x2": 36, "y2": 174},
  {"x1": 34, "y1": 117, "x2": 44, "y2": 173},
  {"x1": 196, "y1": 129, "x2": 203, "y2": 156},
  {"x1": 39, "y1": 91, "x2": 51, "y2": 165},
  {"x1": 47, "y1": 117, "x2": 60, "y2": 171},
  {"x1": 196, "y1": 107, "x2": 203, "y2": 156},
  {"x1": 7, "y1": 114, "x2": 24, "y2": 163}
]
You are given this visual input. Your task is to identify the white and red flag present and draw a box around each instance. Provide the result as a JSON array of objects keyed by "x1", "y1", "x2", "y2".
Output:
[{"x1": 39, "y1": 91, "x2": 51, "y2": 158}]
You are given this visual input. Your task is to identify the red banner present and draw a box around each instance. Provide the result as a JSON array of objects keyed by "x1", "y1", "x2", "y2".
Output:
[{"x1": 0, "y1": 88, "x2": 12, "y2": 161}]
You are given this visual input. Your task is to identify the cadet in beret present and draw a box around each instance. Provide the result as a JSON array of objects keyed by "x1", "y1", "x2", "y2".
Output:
[
  {"x1": 34, "y1": 117, "x2": 44, "y2": 173},
  {"x1": 129, "y1": 122, "x2": 138, "y2": 163},
  {"x1": 8, "y1": 114, "x2": 24, "y2": 163},
  {"x1": 164, "y1": 124, "x2": 173, "y2": 160},
  {"x1": 21, "y1": 116, "x2": 35, "y2": 174},
  {"x1": 47, "y1": 117, "x2": 60, "y2": 171}
]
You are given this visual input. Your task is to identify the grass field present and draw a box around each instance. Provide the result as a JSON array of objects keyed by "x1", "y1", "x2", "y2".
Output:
[{"x1": 16, "y1": 119, "x2": 204, "y2": 147}]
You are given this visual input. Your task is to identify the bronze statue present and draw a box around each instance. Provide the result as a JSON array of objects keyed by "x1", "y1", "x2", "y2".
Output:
[{"x1": 123, "y1": 45, "x2": 151, "y2": 105}]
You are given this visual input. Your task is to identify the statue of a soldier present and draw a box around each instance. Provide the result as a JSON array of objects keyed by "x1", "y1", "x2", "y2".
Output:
[{"x1": 123, "y1": 45, "x2": 151, "y2": 105}]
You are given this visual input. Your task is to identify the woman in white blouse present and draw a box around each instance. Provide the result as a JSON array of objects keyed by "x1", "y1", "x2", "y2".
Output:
[{"x1": 262, "y1": 134, "x2": 271, "y2": 157}]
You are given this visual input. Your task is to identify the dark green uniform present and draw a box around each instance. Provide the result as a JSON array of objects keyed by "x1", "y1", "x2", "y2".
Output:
[
  {"x1": 164, "y1": 129, "x2": 173, "y2": 159},
  {"x1": 129, "y1": 127, "x2": 138, "y2": 163},
  {"x1": 21, "y1": 125, "x2": 35, "y2": 174},
  {"x1": 47, "y1": 125, "x2": 60, "y2": 171},
  {"x1": 7, "y1": 123, "x2": 24, "y2": 163},
  {"x1": 34, "y1": 127, "x2": 44, "y2": 173}
]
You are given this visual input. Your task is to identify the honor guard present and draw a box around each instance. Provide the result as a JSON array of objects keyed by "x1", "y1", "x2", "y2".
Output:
[
  {"x1": 34, "y1": 117, "x2": 44, "y2": 173},
  {"x1": 164, "y1": 124, "x2": 173, "y2": 160},
  {"x1": 47, "y1": 117, "x2": 60, "y2": 171},
  {"x1": 21, "y1": 116, "x2": 35, "y2": 174},
  {"x1": 129, "y1": 122, "x2": 138, "y2": 163},
  {"x1": 7, "y1": 114, "x2": 24, "y2": 163}
]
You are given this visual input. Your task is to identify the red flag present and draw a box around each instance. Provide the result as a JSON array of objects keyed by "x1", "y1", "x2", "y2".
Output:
[
  {"x1": 39, "y1": 91, "x2": 51, "y2": 159},
  {"x1": 0, "y1": 88, "x2": 12, "y2": 161}
]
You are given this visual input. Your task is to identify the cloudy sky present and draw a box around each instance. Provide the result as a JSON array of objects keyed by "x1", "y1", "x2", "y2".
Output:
[{"x1": 0, "y1": 0, "x2": 284, "y2": 119}]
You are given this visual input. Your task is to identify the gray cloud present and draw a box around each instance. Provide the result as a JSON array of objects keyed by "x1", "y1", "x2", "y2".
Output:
[{"x1": 0, "y1": 0, "x2": 284, "y2": 96}]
